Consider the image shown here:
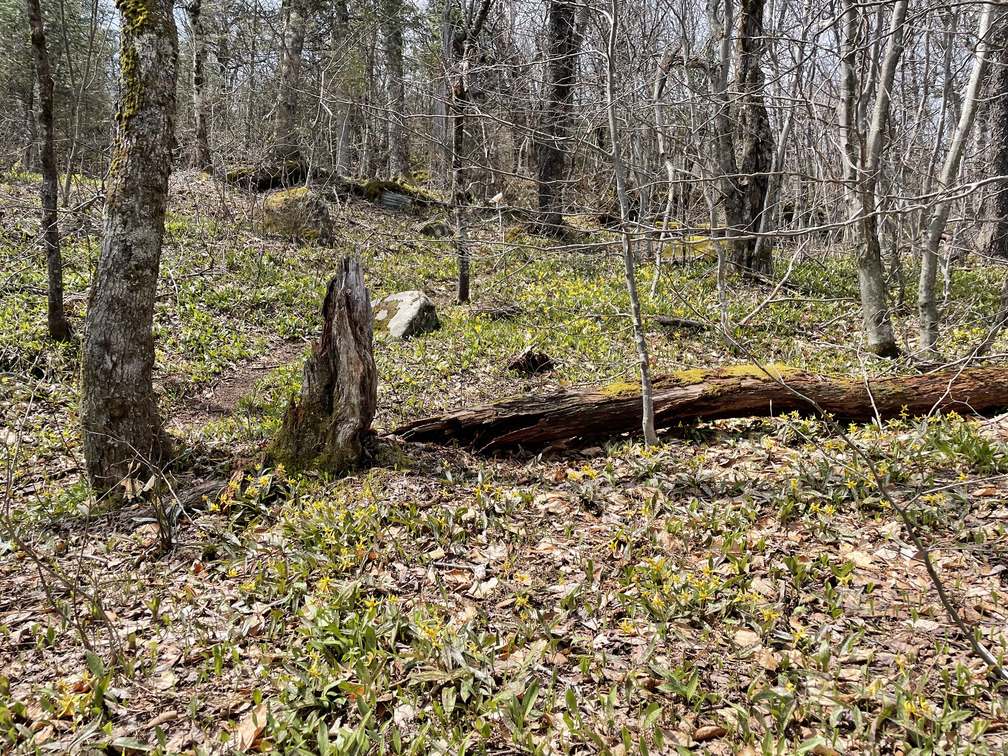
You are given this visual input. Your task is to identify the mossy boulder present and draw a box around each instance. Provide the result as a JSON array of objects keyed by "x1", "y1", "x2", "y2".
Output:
[
  {"x1": 262, "y1": 187, "x2": 333, "y2": 244},
  {"x1": 372, "y1": 291, "x2": 440, "y2": 339}
]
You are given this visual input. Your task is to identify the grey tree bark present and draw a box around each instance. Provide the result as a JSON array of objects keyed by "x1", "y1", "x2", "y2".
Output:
[
  {"x1": 605, "y1": 0, "x2": 657, "y2": 447},
  {"x1": 535, "y1": 0, "x2": 580, "y2": 234},
  {"x1": 271, "y1": 257, "x2": 377, "y2": 473},
  {"x1": 81, "y1": 0, "x2": 178, "y2": 491},
  {"x1": 707, "y1": 0, "x2": 772, "y2": 276},
  {"x1": 979, "y1": 15, "x2": 1008, "y2": 261},
  {"x1": 273, "y1": 0, "x2": 308, "y2": 163},
  {"x1": 187, "y1": 0, "x2": 212, "y2": 171},
  {"x1": 383, "y1": 0, "x2": 411, "y2": 181},
  {"x1": 728, "y1": 0, "x2": 773, "y2": 274},
  {"x1": 841, "y1": 0, "x2": 905, "y2": 358},
  {"x1": 975, "y1": 16, "x2": 1008, "y2": 358},
  {"x1": 918, "y1": 2, "x2": 997, "y2": 351},
  {"x1": 27, "y1": 0, "x2": 70, "y2": 342},
  {"x1": 445, "y1": 0, "x2": 492, "y2": 304}
]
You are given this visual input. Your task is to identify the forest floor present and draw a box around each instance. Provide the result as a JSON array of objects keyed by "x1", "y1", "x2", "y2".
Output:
[{"x1": 2, "y1": 172, "x2": 1008, "y2": 755}]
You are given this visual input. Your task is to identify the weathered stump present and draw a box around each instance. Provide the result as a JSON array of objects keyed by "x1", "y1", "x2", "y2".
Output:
[{"x1": 270, "y1": 257, "x2": 377, "y2": 472}]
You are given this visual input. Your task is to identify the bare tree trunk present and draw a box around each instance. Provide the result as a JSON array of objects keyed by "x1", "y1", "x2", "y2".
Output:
[
  {"x1": 453, "y1": 98, "x2": 471, "y2": 303},
  {"x1": 842, "y1": 0, "x2": 905, "y2": 358},
  {"x1": 27, "y1": 0, "x2": 70, "y2": 343},
  {"x1": 271, "y1": 257, "x2": 377, "y2": 473},
  {"x1": 446, "y1": 0, "x2": 492, "y2": 303},
  {"x1": 245, "y1": 0, "x2": 258, "y2": 153},
  {"x1": 918, "y1": 11, "x2": 956, "y2": 239},
  {"x1": 729, "y1": 0, "x2": 773, "y2": 274},
  {"x1": 606, "y1": 0, "x2": 657, "y2": 447},
  {"x1": 187, "y1": 0, "x2": 212, "y2": 171},
  {"x1": 535, "y1": 0, "x2": 580, "y2": 234},
  {"x1": 58, "y1": 0, "x2": 100, "y2": 207},
  {"x1": 710, "y1": 0, "x2": 742, "y2": 251},
  {"x1": 975, "y1": 17, "x2": 1008, "y2": 358},
  {"x1": 383, "y1": 0, "x2": 411, "y2": 181},
  {"x1": 749, "y1": 0, "x2": 811, "y2": 268},
  {"x1": 651, "y1": 47, "x2": 675, "y2": 291},
  {"x1": 918, "y1": 2, "x2": 997, "y2": 351},
  {"x1": 273, "y1": 0, "x2": 307, "y2": 163},
  {"x1": 435, "y1": 0, "x2": 455, "y2": 189},
  {"x1": 81, "y1": 0, "x2": 178, "y2": 491},
  {"x1": 980, "y1": 16, "x2": 1008, "y2": 261}
]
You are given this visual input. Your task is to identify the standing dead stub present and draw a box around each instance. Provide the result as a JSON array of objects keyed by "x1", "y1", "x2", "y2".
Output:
[{"x1": 270, "y1": 257, "x2": 377, "y2": 472}]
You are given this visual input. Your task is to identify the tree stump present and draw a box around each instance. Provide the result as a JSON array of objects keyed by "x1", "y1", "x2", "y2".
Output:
[{"x1": 270, "y1": 257, "x2": 377, "y2": 472}]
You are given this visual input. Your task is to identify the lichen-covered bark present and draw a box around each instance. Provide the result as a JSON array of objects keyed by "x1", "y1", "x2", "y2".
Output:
[
  {"x1": 535, "y1": 0, "x2": 580, "y2": 233},
  {"x1": 80, "y1": 0, "x2": 177, "y2": 491},
  {"x1": 271, "y1": 257, "x2": 377, "y2": 473},
  {"x1": 27, "y1": 0, "x2": 69, "y2": 342}
]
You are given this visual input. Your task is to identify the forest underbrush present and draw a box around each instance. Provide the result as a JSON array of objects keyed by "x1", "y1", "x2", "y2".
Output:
[{"x1": 2, "y1": 173, "x2": 1008, "y2": 755}]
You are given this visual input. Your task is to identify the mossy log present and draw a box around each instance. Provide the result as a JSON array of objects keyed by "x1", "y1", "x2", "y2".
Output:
[
  {"x1": 394, "y1": 365, "x2": 1008, "y2": 449},
  {"x1": 270, "y1": 257, "x2": 377, "y2": 472},
  {"x1": 318, "y1": 175, "x2": 444, "y2": 211},
  {"x1": 225, "y1": 161, "x2": 305, "y2": 191}
]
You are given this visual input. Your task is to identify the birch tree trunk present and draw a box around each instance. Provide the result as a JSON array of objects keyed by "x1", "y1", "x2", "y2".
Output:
[
  {"x1": 27, "y1": 0, "x2": 70, "y2": 342},
  {"x1": 81, "y1": 0, "x2": 178, "y2": 491},
  {"x1": 918, "y1": 3, "x2": 997, "y2": 351}
]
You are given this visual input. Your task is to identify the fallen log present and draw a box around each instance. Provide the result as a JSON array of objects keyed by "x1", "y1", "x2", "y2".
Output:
[
  {"x1": 225, "y1": 161, "x2": 305, "y2": 191},
  {"x1": 394, "y1": 365, "x2": 1008, "y2": 449},
  {"x1": 654, "y1": 315, "x2": 711, "y2": 331}
]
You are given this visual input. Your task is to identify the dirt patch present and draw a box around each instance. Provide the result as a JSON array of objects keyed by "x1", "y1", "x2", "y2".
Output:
[{"x1": 167, "y1": 337, "x2": 305, "y2": 431}]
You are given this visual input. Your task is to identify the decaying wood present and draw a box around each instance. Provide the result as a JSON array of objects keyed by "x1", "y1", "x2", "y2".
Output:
[
  {"x1": 654, "y1": 315, "x2": 710, "y2": 331},
  {"x1": 506, "y1": 348, "x2": 555, "y2": 375},
  {"x1": 395, "y1": 365, "x2": 1008, "y2": 449},
  {"x1": 225, "y1": 165, "x2": 445, "y2": 211},
  {"x1": 270, "y1": 257, "x2": 377, "y2": 472},
  {"x1": 225, "y1": 161, "x2": 305, "y2": 191}
]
